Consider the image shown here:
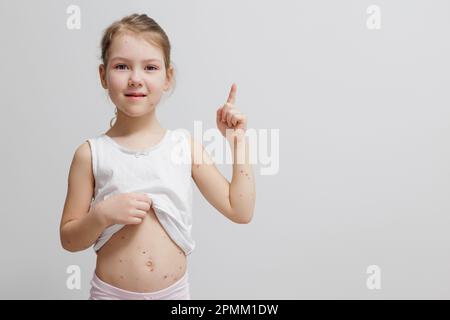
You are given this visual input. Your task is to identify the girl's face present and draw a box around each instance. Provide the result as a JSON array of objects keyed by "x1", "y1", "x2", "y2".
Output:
[{"x1": 99, "y1": 32, "x2": 172, "y2": 117}]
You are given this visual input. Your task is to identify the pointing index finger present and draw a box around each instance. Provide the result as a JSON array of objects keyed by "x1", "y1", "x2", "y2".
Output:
[{"x1": 226, "y1": 83, "x2": 237, "y2": 104}]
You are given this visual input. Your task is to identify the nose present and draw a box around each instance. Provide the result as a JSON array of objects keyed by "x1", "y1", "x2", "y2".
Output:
[{"x1": 128, "y1": 71, "x2": 143, "y2": 87}]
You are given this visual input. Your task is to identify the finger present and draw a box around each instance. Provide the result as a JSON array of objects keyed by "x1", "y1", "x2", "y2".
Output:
[
  {"x1": 226, "y1": 83, "x2": 237, "y2": 104},
  {"x1": 221, "y1": 106, "x2": 227, "y2": 123},
  {"x1": 133, "y1": 210, "x2": 148, "y2": 218},
  {"x1": 216, "y1": 107, "x2": 222, "y2": 121},
  {"x1": 128, "y1": 217, "x2": 143, "y2": 225},
  {"x1": 226, "y1": 110, "x2": 234, "y2": 127},
  {"x1": 135, "y1": 193, "x2": 153, "y2": 205},
  {"x1": 135, "y1": 200, "x2": 151, "y2": 212},
  {"x1": 231, "y1": 114, "x2": 239, "y2": 127},
  {"x1": 221, "y1": 103, "x2": 233, "y2": 122},
  {"x1": 217, "y1": 106, "x2": 224, "y2": 123}
]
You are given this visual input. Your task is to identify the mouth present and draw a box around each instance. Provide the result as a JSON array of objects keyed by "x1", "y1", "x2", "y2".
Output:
[{"x1": 124, "y1": 93, "x2": 147, "y2": 100}]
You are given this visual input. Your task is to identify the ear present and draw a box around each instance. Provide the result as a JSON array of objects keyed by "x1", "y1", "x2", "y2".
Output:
[
  {"x1": 99, "y1": 64, "x2": 108, "y2": 89},
  {"x1": 163, "y1": 66, "x2": 174, "y2": 91}
]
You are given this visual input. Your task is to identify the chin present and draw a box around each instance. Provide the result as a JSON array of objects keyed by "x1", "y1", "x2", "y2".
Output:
[{"x1": 119, "y1": 105, "x2": 156, "y2": 117}]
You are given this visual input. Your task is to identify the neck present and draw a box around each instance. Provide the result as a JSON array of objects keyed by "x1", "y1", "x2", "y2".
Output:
[{"x1": 109, "y1": 108, "x2": 164, "y2": 136}]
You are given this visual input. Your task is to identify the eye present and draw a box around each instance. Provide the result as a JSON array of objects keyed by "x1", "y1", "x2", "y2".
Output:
[
  {"x1": 114, "y1": 64, "x2": 128, "y2": 70},
  {"x1": 145, "y1": 65, "x2": 159, "y2": 71}
]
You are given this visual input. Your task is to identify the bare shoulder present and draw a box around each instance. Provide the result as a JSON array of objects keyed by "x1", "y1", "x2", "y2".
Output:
[
  {"x1": 74, "y1": 141, "x2": 92, "y2": 163},
  {"x1": 69, "y1": 141, "x2": 94, "y2": 191},
  {"x1": 60, "y1": 141, "x2": 95, "y2": 226}
]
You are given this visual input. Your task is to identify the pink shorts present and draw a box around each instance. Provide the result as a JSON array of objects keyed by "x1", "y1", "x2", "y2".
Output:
[{"x1": 89, "y1": 270, "x2": 191, "y2": 300}]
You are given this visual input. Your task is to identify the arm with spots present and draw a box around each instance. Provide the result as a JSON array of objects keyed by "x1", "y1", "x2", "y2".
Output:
[
  {"x1": 228, "y1": 135, "x2": 256, "y2": 223},
  {"x1": 191, "y1": 84, "x2": 256, "y2": 224}
]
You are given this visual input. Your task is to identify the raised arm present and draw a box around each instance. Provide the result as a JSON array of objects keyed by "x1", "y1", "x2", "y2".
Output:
[{"x1": 190, "y1": 83, "x2": 256, "y2": 224}]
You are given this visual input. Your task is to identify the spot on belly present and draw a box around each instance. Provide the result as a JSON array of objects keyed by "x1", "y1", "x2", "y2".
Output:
[
  {"x1": 142, "y1": 251, "x2": 146, "y2": 254},
  {"x1": 119, "y1": 259, "x2": 122, "y2": 263},
  {"x1": 164, "y1": 275, "x2": 168, "y2": 279},
  {"x1": 119, "y1": 275, "x2": 124, "y2": 279},
  {"x1": 121, "y1": 236, "x2": 125, "y2": 240}
]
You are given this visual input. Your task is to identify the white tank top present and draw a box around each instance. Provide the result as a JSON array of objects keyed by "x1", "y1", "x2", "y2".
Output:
[{"x1": 85, "y1": 128, "x2": 195, "y2": 255}]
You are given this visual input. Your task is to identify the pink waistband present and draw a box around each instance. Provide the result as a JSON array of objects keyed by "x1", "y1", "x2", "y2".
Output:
[{"x1": 90, "y1": 270, "x2": 190, "y2": 300}]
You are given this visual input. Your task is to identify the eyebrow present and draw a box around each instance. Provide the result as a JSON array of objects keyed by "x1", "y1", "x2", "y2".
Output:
[{"x1": 110, "y1": 57, "x2": 162, "y2": 63}]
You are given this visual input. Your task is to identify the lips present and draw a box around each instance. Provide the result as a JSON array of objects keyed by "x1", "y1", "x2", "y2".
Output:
[{"x1": 124, "y1": 93, "x2": 147, "y2": 97}]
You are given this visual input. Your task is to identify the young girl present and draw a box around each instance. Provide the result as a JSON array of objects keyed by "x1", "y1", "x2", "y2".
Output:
[{"x1": 59, "y1": 13, "x2": 255, "y2": 300}]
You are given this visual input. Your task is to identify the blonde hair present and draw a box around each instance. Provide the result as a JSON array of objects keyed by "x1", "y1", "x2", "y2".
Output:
[{"x1": 100, "y1": 13, "x2": 175, "y2": 127}]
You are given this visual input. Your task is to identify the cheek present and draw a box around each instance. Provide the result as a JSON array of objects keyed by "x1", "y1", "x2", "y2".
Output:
[{"x1": 107, "y1": 73, "x2": 127, "y2": 92}]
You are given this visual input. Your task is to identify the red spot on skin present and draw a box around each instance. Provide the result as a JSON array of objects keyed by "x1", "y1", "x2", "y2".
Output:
[
  {"x1": 150, "y1": 268, "x2": 154, "y2": 272},
  {"x1": 164, "y1": 275, "x2": 168, "y2": 279},
  {"x1": 142, "y1": 251, "x2": 146, "y2": 254},
  {"x1": 121, "y1": 236, "x2": 125, "y2": 240},
  {"x1": 119, "y1": 259, "x2": 122, "y2": 263},
  {"x1": 245, "y1": 173, "x2": 248, "y2": 176},
  {"x1": 239, "y1": 194, "x2": 243, "y2": 197},
  {"x1": 120, "y1": 275, "x2": 124, "y2": 279}
]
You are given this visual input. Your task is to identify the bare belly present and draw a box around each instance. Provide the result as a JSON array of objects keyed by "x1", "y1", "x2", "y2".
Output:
[{"x1": 95, "y1": 207, "x2": 187, "y2": 293}]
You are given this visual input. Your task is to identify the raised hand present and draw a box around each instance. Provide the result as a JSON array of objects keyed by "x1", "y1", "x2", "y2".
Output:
[{"x1": 216, "y1": 83, "x2": 248, "y2": 142}]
